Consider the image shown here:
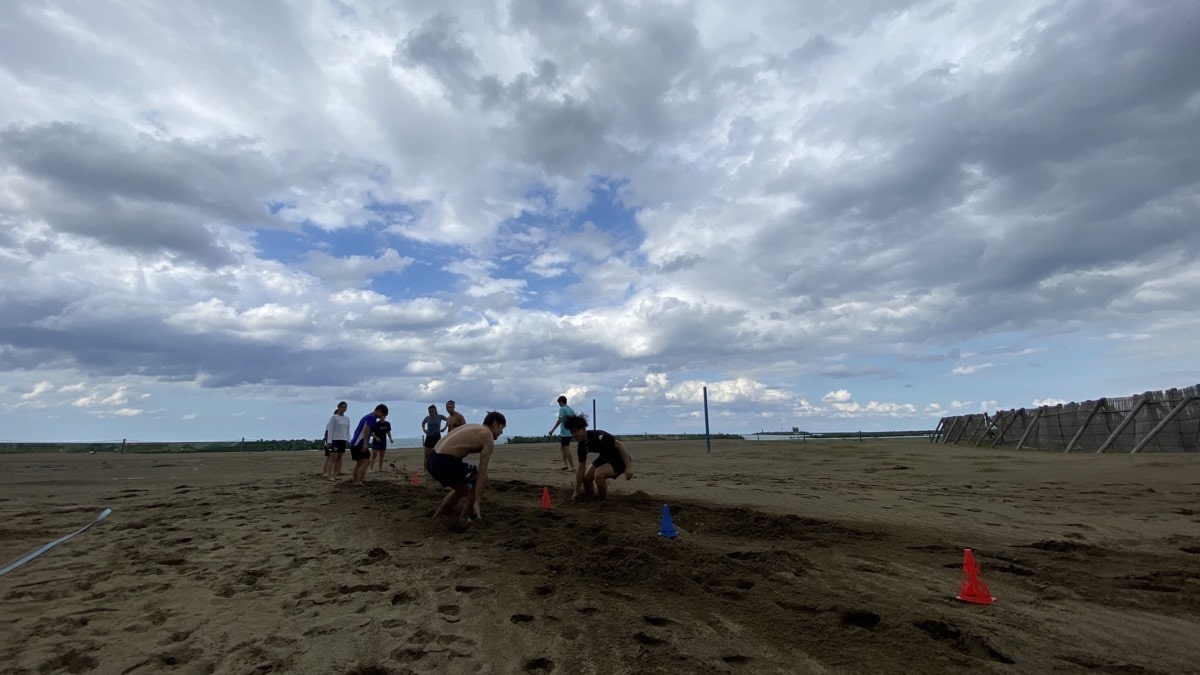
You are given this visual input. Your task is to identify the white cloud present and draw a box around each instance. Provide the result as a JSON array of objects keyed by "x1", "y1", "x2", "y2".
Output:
[{"x1": 0, "y1": 1, "x2": 1197, "y2": 440}]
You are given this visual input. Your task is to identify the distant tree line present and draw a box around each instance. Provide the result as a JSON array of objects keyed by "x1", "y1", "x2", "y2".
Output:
[
  {"x1": 0, "y1": 439, "x2": 322, "y2": 454},
  {"x1": 505, "y1": 433, "x2": 745, "y2": 445}
]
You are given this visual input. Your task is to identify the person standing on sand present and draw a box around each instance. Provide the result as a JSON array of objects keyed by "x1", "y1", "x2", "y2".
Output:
[
  {"x1": 349, "y1": 404, "x2": 388, "y2": 487},
  {"x1": 421, "y1": 404, "x2": 448, "y2": 474},
  {"x1": 547, "y1": 395, "x2": 577, "y2": 472},
  {"x1": 564, "y1": 414, "x2": 632, "y2": 500},
  {"x1": 428, "y1": 412, "x2": 506, "y2": 520},
  {"x1": 445, "y1": 400, "x2": 467, "y2": 433},
  {"x1": 323, "y1": 402, "x2": 350, "y2": 480},
  {"x1": 371, "y1": 415, "x2": 393, "y2": 471}
]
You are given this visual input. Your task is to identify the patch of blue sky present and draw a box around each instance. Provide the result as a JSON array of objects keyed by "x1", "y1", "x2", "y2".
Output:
[{"x1": 253, "y1": 227, "x2": 314, "y2": 266}]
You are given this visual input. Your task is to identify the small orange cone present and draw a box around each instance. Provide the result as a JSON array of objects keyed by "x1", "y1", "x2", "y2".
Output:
[
  {"x1": 956, "y1": 548, "x2": 994, "y2": 604},
  {"x1": 540, "y1": 486, "x2": 552, "y2": 509},
  {"x1": 410, "y1": 471, "x2": 421, "y2": 486}
]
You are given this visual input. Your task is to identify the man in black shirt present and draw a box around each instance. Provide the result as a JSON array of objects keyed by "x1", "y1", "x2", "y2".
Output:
[{"x1": 563, "y1": 414, "x2": 633, "y2": 499}]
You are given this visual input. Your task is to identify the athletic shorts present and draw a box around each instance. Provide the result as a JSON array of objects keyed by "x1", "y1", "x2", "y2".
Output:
[
  {"x1": 593, "y1": 454, "x2": 626, "y2": 476},
  {"x1": 328, "y1": 440, "x2": 347, "y2": 456},
  {"x1": 423, "y1": 433, "x2": 441, "y2": 449},
  {"x1": 350, "y1": 444, "x2": 371, "y2": 461},
  {"x1": 371, "y1": 440, "x2": 387, "y2": 451},
  {"x1": 427, "y1": 453, "x2": 477, "y2": 488},
  {"x1": 559, "y1": 435, "x2": 572, "y2": 448}
]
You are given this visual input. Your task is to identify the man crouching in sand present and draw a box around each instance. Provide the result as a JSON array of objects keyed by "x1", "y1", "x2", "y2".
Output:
[{"x1": 428, "y1": 411, "x2": 506, "y2": 521}]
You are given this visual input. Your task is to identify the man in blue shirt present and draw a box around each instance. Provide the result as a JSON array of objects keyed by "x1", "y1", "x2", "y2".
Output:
[
  {"x1": 547, "y1": 395, "x2": 576, "y2": 472},
  {"x1": 349, "y1": 404, "x2": 388, "y2": 487}
]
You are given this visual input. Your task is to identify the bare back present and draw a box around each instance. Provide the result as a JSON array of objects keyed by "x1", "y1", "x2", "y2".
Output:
[{"x1": 433, "y1": 424, "x2": 493, "y2": 459}]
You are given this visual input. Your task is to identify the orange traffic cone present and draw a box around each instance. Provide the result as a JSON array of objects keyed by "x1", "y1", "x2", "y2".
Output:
[
  {"x1": 540, "y1": 486, "x2": 552, "y2": 509},
  {"x1": 956, "y1": 548, "x2": 995, "y2": 604},
  {"x1": 410, "y1": 471, "x2": 421, "y2": 486}
]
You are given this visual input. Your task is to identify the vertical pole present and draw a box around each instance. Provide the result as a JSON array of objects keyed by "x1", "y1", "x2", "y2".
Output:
[
  {"x1": 592, "y1": 399, "x2": 596, "y2": 428},
  {"x1": 120, "y1": 438, "x2": 126, "y2": 454},
  {"x1": 703, "y1": 386, "x2": 711, "y2": 454}
]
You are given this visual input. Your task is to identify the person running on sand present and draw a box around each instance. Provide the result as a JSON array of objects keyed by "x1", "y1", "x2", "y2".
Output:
[
  {"x1": 564, "y1": 414, "x2": 633, "y2": 500},
  {"x1": 444, "y1": 400, "x2": 467, "y2": 433},
  {"x1": 371, "y1": 416, "x2": 393, "y2": 471},
  {"x1": 349, "y1": 404, "x2": 388, "y2": 487},
  {"x1": 428, "y1": 412, "x2": 506, "y2": 520},
  {"x1": 323, "y1": 401, "x2": 350, "y2": 480},
  {"x1": 421, "y1": 404, "x2": 448, "y2": 474},
  {"x1": 547, "y1": 395, "x2": 577, "y2": 472}
]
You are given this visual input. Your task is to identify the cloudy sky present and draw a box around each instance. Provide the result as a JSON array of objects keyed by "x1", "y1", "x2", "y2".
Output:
[{"x1": 2, "y1": 1, "x2": 1197, "y2": 442}]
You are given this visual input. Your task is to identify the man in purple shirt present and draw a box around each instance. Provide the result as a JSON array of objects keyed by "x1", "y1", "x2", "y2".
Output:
[{"x1": 349, "y1": 404, "x2": 388, "y2": 487}]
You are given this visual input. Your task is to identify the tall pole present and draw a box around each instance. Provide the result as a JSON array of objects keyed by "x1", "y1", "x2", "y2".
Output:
[
  {"x1": 592, "y1": 399, "x2": 596, "y2": 428},
  {"x1": 703, "y1": 386, "x2": 711, "y2": 454}
]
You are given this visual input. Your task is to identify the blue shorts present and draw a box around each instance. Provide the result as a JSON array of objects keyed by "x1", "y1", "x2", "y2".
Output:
[{"x1": 427, "y1": 453, "x2": 477, "y2": 488}]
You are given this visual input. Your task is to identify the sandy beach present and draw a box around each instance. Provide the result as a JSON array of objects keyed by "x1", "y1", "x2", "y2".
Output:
[{"x1": 1, "y1": 440, "x2": 1198, "y2": 674}]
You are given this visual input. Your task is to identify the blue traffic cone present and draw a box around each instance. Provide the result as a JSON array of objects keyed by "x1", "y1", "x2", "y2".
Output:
[{"x1": 657, "y1": 503, "x2": 678, "y2": 538}]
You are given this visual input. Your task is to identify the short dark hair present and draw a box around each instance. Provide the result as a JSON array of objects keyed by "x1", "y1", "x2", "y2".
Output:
[
  {"x1": 483, "y1": 411, "x2": 506, "y2": 427},
  {"x1": 375, "y1": 404, "x2": 389, "y2": 415},
  {"x1": 563, "y1": 414, "x2": 589, "y2": 432},
  {"x1": 446, "y1": 400, "x2": 456, "y2": 405},
  {"x1": 557, "y1": 395, "x2": 567, "y2": 405}
]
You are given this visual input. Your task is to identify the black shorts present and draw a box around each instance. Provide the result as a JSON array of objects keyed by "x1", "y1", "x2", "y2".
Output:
[
  {"x1": 593, "y1": 454, "x2": 626, "y2": 476},
  {"x1": 427, "y1": 453, "x2": 477, "y2": 488},
  {"x1": 423, "y1": 434, "x2": 441, "y2": 449},
  {"x1": 328, "y1": 440, "x2": 347, "y2": 456},
  {"x1": 371, "y1": 440, "x2": 387, "y2": 451},
  {"x1": 559, "y1": 435, "x2": 572, "y2": 448},
  {"x1": 350, "y1": 444, "x2": 371, "y2": 461}
]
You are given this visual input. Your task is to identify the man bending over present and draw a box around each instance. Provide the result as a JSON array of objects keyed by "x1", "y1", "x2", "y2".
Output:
[
  {"x1": 428, "y1": 411, "x2": 506, "y2": 520},
  {"x1": 564, "y1": 414, "x2": 633, "y2": 499}
]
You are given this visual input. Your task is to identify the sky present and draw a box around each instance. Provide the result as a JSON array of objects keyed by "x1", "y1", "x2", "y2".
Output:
[{"x1": 1, "y1": 1, "x2": 1198, "y2": 442}]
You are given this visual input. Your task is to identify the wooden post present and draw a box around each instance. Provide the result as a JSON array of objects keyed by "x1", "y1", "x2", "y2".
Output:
[
  {"x1": 1130, "y1": 394, "x2": 1199, "y2": 453},
  {"x1": 991, "y1": 410, "x2": 1019, "y2": 447},
  {"x1": 1095, "y1": 395, "x2": 1150, "y2": 453},
  {"x1": 1063, "y1": 399, "x2": 1106, "y2": 453},
  {"x1": 930, "y1": 419, "x2": 945, "y2": 443},
  {"x1": 942, "y1": 417, "x2": 961, "y2": 444},
  {"x1": 1015, "y1": 407, "x2": 1046, "y2": 450},
  {"x1": 966, "y1": 413, "x2": 992, "y2": 445}
]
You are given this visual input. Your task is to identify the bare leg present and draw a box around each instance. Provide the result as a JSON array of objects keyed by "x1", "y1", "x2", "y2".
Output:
[
  {"x1": 433, "y1": 485, "x2": 470, "y2": 517},
  {"x1": 332, "y1": 454, "x2": 344, "y2": 478},
  {"x1": 593, "y1": 464, "x2": 617, "y2": 499},
  {"x1": 580, "y1": 464, "x2": 597, "y2": 498},
  {"x1": 352, "y1": 458, "x2": 370, "y2": 486},
  {"x1": 423, "y1": 448, "x2": 432, "y2": 476},
  {"x1": 560, "y1": 445, "x2": 575, "y2": 470},
  {"x1": 374, "y1": 450, "x2": 386, "y2": 470}
]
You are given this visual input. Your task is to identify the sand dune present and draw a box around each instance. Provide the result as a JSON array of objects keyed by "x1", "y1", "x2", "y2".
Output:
[{"x1": 2, "y1": 440, "x2": 1198, "y2": 673}]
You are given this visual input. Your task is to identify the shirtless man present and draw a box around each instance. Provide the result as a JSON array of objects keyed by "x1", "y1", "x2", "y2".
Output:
[
  {"x1": 445, "y1": 400, "x2": 467, "y2": 433},
  {"x1": 564, "y1": 414, "x2": 633, "y2": 499},
  {"x1": 428, "y1": 411, "x2": 506, "y2": 520}
]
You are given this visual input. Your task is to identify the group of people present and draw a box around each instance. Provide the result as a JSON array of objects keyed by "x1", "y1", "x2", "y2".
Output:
[
  {"x1": 322, "y1": 400, "x2": 466, "y2": 486},
  {"x1": 319, "y1": 395, "x2": 632, "y2": 520},
  {"x1": 321, "y1": 402, "x2": 393, "y2": 486}
]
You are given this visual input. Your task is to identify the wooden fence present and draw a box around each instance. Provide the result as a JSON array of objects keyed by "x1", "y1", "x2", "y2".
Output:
[{"x1": 932, "y1": 384, "x2": 1200, "y2": 453}]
